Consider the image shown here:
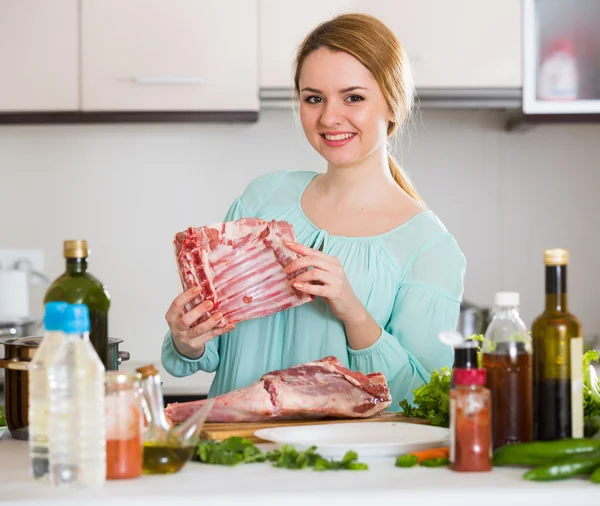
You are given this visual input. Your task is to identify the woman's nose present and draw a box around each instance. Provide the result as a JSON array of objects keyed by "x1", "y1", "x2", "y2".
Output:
[{"x1": 319, "y1": 101, "x2": 344, "y2": 127}]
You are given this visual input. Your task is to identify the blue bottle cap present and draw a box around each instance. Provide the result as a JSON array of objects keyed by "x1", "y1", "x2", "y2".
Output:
[
  {"x1": 62, "y1": 303, "x2": 91, "y2": 334},
  {"x1": 43, "y1": 302, "x2": 68, "y2": 332}
]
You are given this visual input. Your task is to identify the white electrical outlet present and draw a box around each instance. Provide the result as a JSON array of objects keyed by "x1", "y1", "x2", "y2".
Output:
[{"x1": 0, "y1": 249, "x2": 46, "y2": 285}]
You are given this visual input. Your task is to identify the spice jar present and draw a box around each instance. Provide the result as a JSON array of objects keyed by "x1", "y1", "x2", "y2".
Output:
[
  {"x1": 449, "y1": 367, "x2": 492, "y2": 472},
  {"x1": 105, "y1": 371, "x2": 143, "y2": 479}
]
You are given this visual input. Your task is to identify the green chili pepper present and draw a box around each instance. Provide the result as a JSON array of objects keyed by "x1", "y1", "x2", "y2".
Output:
[
  {"x1": 523, "y1": 450, "x2": 600, "y2": 481},
  {"x1": 493, "y1": 439, "x2": 600, "y2": 467}
]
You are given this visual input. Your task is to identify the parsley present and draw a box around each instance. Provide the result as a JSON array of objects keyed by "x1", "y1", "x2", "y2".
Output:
[{"x1": 193, "y1": 437, "x2": 368, "y2": 471}]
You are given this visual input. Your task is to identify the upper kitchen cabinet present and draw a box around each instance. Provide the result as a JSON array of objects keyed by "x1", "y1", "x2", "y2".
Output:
[
  {"x1": 259, "y1": 0, "x2": 521, "y2": 90},
  {"x1": 81, "y1": 0, "x2": 259, "y2": 116},
  {"x1": 522, "y1": 0, "x2": 600, "y2": 114},
  {"x1": 0, "y1": 0, "x2": 78, "y2": 112}
]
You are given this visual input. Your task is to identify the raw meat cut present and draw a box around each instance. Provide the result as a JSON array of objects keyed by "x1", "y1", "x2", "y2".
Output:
[
  {"x1": 173, "y1": 218, "x2": 313, "y2": 327},
  {"x1": 164, "y1": 356, "x2": 392, "y2": 423}
]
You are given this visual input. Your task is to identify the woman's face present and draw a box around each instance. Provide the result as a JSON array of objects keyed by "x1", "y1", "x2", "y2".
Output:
[{"x1": 298, "y1": 47, "x2": 393, "y2": 170}]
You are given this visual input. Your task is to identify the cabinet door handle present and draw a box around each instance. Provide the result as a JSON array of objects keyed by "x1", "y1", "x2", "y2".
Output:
[{"x1": 132, "y1": 76, "x2": 206, "y2": 85}]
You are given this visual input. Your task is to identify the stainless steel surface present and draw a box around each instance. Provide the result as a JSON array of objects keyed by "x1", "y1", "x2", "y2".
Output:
[
  {"x1": 457, "y1": 300, "x2": 491, "y2": 338},
  {"x1": 0, "y1": 318, "x2": 41, "y2": 386},
  {"x1": 260, "y1": 87, "x2": 523, "y2": 110}
]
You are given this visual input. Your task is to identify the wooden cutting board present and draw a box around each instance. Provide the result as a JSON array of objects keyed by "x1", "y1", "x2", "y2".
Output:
[{"x1": 200, "y1": 412, "x2": 429, "y2": 443}]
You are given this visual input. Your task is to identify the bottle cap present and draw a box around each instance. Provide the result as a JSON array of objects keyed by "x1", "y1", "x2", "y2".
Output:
[
  {"x1": 62, "y1": 303, "x2": 90, "y2": 334},
  {"x1": 64, "y1": 240, "x2": 89, "y2": 259},
  {"x1": 453, "y1": 368, "x2": 487, "y2": 386},
  {"x1": 494, "y1": 291, "x2": 520, "y2": 307},
  {"x1": 453, "y1": 340, "x2": 479, "y2": 369},
  {"x1": 43, "y1": 302, "x2": 68, "y2": 331},
  {"x1": 544, "y1": 248, "x2": 568, "y2": 266}
]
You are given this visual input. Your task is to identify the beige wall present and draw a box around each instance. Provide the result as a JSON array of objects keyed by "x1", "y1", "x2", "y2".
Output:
[{"x1": 1, "y1": 108, "x2": 599, "y2": 391}]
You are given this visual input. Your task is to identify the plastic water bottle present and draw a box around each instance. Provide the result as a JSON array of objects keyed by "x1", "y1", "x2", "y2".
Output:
[
  {"x1": 28, "y1": 301, "x2": 68, "y2": 479},
  {"x1": 48, "y1": 303, "x2": 106, "y2": 487}
]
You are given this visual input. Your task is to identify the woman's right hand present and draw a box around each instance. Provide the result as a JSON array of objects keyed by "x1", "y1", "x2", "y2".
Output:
[{"x1": 165, "y1": 287, "x2": 235, "y2": 359}]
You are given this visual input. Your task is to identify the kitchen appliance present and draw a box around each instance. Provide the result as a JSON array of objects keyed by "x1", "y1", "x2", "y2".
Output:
[
  {"x1": 0, "y1": 336, "x2": 130, "y2": 440},
  {"x1": 458, "y1": 300, "x2": 491, "y2": 338}
]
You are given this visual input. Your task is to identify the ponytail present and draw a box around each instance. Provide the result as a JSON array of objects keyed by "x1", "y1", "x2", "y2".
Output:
[{"x1": 388, "y1": 153, "x2": 424, "y2": 204}]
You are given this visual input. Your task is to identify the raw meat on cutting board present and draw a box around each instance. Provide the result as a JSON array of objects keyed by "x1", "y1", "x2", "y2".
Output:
[
  {"x1": 173, "y1": 218, "x2": 313, "y2": 327},
  {"x1": 165, "y1": 356, "x2": 392, "y2": 423}
]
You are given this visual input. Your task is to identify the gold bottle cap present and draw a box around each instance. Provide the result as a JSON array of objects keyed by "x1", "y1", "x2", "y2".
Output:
[
  {"x1": 544, "y1": 248, "x2": 569, "y2": 266},
  {"x1": 63, "y1": 240, "x2": 89, "y2": 259}
]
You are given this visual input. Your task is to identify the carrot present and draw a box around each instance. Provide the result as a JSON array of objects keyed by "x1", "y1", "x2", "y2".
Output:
[{"x1": 406, "y1": 447, "x2": 450, "y2": 463}]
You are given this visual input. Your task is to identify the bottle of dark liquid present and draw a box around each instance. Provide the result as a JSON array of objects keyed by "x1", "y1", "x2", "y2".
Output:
[
  {"x1": 43, "y1": 240, "x2": 112, "y2": 369},
  {"x1": 532, "y1": 248, "x2": 583, "y2": 440},
  {"x1": 481, "y1": 292, "x2": 533, "y2": 449}
]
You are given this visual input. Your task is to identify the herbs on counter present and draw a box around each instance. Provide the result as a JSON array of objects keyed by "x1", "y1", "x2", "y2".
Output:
[{"x1": 193, "y1": 437, "x2": 368, "y2": 471}]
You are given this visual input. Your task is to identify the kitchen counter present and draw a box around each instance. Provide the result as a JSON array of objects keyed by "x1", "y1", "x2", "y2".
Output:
[{"x1": 1, "y1": 434, "x2": 599, "y2": 505}]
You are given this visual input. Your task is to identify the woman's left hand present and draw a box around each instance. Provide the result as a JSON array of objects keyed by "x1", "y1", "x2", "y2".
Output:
[{"x1": 284, "y1": 242, "x2": 366, "y2": 325}]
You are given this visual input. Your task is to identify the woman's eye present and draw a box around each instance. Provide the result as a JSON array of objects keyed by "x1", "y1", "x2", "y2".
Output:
[
  {"x1": 304, "y1": 95, "x2": 323, "y2": 104},
  {"x1": 346, "y1": 95, "x2": 364, "y2": 103}
]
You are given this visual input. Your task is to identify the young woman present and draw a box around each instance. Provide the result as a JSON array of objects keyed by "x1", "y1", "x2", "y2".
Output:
[{"x1": 162, "y1": 13, "x2": 466, "y2": 409}]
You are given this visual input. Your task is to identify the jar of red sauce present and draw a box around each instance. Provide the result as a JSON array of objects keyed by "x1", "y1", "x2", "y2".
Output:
[
  {"x1": 449, "y1": 367, "x2": 492, "y2": 472},
  {"x1": 105, "y1": 371, "x2": 143, "y2": 479}
]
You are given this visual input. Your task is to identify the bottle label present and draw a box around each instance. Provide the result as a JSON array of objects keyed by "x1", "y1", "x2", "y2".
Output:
[{"x1": 570, "y1": 337, "x2": 584, "y2": 439}]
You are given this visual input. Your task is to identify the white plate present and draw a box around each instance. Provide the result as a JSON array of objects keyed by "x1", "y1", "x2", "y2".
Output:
[{"x1": 254, "y1": 421, "x2": 449, "y2": 459}]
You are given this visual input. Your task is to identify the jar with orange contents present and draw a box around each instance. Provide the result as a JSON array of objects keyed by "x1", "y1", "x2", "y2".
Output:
[{"x1": 104, "y1": 371, "x2": 143, "y2": 480}]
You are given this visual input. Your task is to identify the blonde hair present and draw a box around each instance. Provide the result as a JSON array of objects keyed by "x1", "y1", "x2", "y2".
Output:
[{"x1": 294, "y1": 13, "x2": 423, "y2": 203}]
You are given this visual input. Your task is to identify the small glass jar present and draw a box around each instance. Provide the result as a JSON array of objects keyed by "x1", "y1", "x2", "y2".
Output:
[
  {"x1": 449, "y1": 368, "x2": 492, "y2": 472},
  {"x1": 105, "y1": 371, "x2": 143, "y2": 480}
]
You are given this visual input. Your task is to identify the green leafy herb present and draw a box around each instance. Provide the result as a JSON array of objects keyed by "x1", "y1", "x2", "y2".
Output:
[
  {"x1": 0, "y1": 405, "x2": 5, "y2": 427},
  {"x1": 395, "y1": 454, "x2": 418, "y2": 467},
  {"x1": 194, "y1": 437, "x2": 266, "y2": 466},
  {"x1": 584, "y1": 350, "x2": 600, "y2": 421},
  {"x1": 193, "y1": 437, "x2": 368, "y2": 471},
  {"x1": 419, "y1": 457, "x2": 449, "y2": 467},
  {"x1": 398, "y1": 366, "x2": 452, "y2": 428}
]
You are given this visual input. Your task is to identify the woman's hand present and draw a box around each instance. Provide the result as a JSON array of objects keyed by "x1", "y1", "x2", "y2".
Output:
[
  {"x1": 165, "y1": 287, "x2": 234, "y2": 359},
  {"x1": 284, "y1": 242, "x2": 366, "y2": 325}
]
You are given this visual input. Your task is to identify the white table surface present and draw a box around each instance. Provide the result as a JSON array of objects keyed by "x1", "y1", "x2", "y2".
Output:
[{"x1": 1, "y1": 432, "x2": 599, "y2": 505}]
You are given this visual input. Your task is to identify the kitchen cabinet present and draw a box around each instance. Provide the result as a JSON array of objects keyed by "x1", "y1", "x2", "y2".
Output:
[
  {"x1": 259, "y1": 0, "x2": 522, "y2": 90},
  {"x1": 522, "y1": 0, "x2": 600, "y2": 114},
  {"x1": 81, "y1": 0, "x2": 259, "y2": 113},
  {"x1": 0, "y1": 0, "x2": 78, "y2": 112}
]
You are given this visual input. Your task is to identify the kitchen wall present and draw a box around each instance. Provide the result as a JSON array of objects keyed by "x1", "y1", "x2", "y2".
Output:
[{"x1": 1, "y1": 108, "x2": 599, "y2": 388}]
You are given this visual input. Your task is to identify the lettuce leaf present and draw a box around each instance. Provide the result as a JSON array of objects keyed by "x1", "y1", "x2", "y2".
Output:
[
  {"x1": 584, "y1": 350, "x2": 600, "y2": 420},
  {"x1": 0, "y1": 405, "x2": 5, "y2": 427},
  {"x1": 398, "y1": 366, "x2": 452, "y2": 428}
]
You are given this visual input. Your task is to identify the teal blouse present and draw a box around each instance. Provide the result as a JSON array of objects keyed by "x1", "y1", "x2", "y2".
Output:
[{"x1": 161, "y1": 170, "x2": 466, "y2": 410}]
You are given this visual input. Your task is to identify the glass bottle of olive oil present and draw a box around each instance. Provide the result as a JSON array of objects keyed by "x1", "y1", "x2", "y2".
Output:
[
  {"x1": 44, "y1": 240, "x2": 112, "y2": 370},
  {"x1": 532, "y1": 248, "x2": 584, "y2": 441}
]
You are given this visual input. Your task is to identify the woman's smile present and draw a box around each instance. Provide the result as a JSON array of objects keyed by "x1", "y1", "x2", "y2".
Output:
[{"x1": 321, "y1": 131, "x2": 357, "y2": 147}]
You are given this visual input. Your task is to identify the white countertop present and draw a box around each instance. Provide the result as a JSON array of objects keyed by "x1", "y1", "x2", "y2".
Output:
[{"x1": 1, "y1": 433, "x2": 599, "y2": 505}]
